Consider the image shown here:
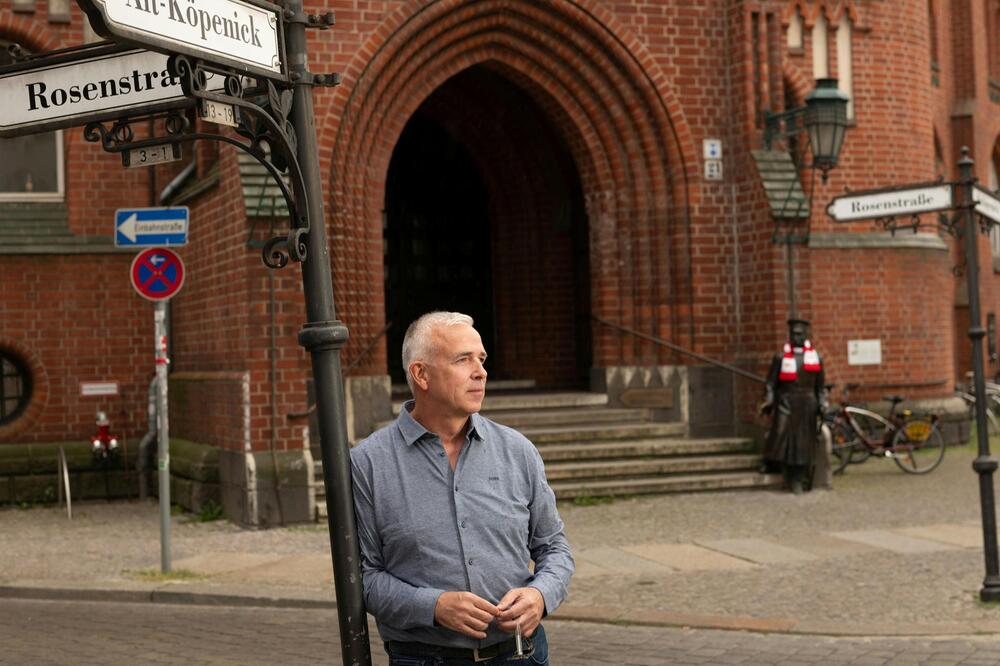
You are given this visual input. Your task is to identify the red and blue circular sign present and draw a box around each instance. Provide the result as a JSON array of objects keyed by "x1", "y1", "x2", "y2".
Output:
[{"x1": 130, "y1": 248, "x2": 185, "y2": 301}]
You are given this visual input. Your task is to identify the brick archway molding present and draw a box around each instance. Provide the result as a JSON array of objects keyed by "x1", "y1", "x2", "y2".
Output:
[{"x1": 322, "y1": 0, "x2": 699, "y2": 375}]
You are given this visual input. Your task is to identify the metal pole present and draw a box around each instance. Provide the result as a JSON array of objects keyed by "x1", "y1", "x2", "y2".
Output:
[
  {"x1": 154, "y1": 300, "x2": 171, "y2": 573},
  {"x1": 958, "y1": 148, "x2": 1000, "y2": 602},
  {"x1": 284, "y1": 2, "x2": 371, "y2": 662},
  {"x1": 786, "y1": 241, "x2": 796, "y2": 320}
]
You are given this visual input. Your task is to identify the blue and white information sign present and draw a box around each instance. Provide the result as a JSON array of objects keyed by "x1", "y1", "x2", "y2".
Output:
[{"x1": 115, "y1": 207, "x2": 189, "y2": 247}]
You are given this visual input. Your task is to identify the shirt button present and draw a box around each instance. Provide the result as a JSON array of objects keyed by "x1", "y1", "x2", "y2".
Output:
[
  {"x1": 468, "y1": 558, "x2": 474, "y2": 565},
  {"x1": 461, "y1": 520, "x2": 467, "y2": 528},
  {"x1": 439, "y1": 452, "x2": 445, "y2": 457},
  {"x1": 454, "y1": 486, "x2": 459, "y2": 493}
]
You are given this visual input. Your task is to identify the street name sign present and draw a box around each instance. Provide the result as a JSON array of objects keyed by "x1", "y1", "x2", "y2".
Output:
[
  {"x1": 130, "y1": 247, "x2": 185, "y2": 301},
  {"x1": 0, "y1": 45, "x2": 224, "y2": 139},
  {"x1": 78, "y1": 0, "x2": 284, "y2": 80},
  {"x1": 826, "y1": 183, "x2": 954, "y2": 222},
  {"x1": 973, "y1": 186, "x2": 1000, "y2": 225},
  {"x1": 116, "y1": 207, "x2": 189, "y2": 247}
]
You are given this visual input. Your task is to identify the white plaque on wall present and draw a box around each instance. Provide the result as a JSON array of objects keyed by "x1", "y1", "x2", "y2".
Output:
[{"x1": 847, "y1": 339, "x2": 882, "y2": 366}]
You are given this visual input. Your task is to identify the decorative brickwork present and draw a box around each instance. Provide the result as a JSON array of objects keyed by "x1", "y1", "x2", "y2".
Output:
[{"x1": 1, "y1": 0, "x2": 1000, "y2": 458}]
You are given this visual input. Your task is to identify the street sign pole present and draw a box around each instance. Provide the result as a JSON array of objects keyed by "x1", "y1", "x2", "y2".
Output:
[
  {"x1": 154, "y1": 301, "x2": 171, "y2": 573},
  {"x1": 958, "y1": 152, "x2": 1000, "y2": 601},
  {"x1": 827, "y1": 149, "x2": 1000, "y2": 601},
  {"x1": 284, "y1": 2, "x2": 370, "y2": 662}
]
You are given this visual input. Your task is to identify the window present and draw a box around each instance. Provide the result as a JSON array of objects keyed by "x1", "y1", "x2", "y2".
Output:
[
  {"x1": 812, "y1": 10, "x2": 829, "y2": 78},
  {"x1": 787, "y1": 6, "x2": 804, "y2": 50},
  {"x1": 0, "y1": 40, "x2": 64, "y2": 202},
  {"x1": 0, "y1": 353, "x2": 31, "y2": 424},
  {"x1": 989, "y1": 148, "x2": 1000, "y2": 258},
  {"x1": 836, "y1": 12, "x2": 855, "y2": 120}
]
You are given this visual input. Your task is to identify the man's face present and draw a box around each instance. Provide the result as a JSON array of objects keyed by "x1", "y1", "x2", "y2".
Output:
[
  {"x1": 421, "y1": 323, "x2": 488, "y2": 417},
  {"x1": 790, "y1": 325, "x2": 808, "y2": 347}
]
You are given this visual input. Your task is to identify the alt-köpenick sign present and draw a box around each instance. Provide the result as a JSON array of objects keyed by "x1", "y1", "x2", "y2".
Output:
[
  {"x1": 78, "y1": 0, "x2": 283, "y2": 80},
  {"x1": 826, "y1": 183, "x2": 954, "y2": 222},
  {"x1": 0, "y1": 45, "x2": 222, "y2": 138}
]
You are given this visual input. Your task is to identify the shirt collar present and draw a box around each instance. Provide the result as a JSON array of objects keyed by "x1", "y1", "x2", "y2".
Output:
[{"x1": 396, "y1": 400, "x2": 485, "y2": 445}]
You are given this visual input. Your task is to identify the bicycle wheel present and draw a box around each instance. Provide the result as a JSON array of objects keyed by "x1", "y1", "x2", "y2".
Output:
[
  {"x1": 830, "y1": 422, "x2": 856, "y2": 474},
  {"x1": 891, "y1": 418, "x2": 945, "y2": 474}
]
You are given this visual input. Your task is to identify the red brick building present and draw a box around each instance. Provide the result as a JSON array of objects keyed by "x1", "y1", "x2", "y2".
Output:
[{"x1": 1, "y1": 0, "x2": 998, "y2": 522}]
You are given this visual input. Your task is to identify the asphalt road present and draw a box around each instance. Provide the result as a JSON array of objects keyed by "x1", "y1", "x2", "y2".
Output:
[{"x1": 4, "y1": 598, "x2": 1000, "y2": 665}]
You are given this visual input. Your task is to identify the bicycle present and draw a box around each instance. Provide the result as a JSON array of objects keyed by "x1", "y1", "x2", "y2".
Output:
[
  {"x1": 955, "y1": 384, "x2": 1000, "y2": 439},
  {"x1": 825, "y1": 384, "x2": 945, "y2": 475}
]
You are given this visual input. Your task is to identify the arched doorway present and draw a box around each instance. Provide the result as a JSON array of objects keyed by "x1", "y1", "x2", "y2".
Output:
[{"x1": 383, "y1": 67, "x2": 591, "y2": 388}]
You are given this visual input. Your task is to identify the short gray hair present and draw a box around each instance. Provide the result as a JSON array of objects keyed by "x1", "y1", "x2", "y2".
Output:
[{"x1": 402, "y1": 311, "x2": 474, "y2": 394}]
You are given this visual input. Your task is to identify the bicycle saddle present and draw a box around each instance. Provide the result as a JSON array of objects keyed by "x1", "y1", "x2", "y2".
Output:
[{"x1": 883, "y1": 394, "x2": 906, "y2": 404}]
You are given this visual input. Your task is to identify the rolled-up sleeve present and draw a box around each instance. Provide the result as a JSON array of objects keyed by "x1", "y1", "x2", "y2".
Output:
[
  {"x1": 524, "y1": 447, "x2": 574, "y2": 614},
  {"x1": 351, "y1": 449, "x2": 444, "y2": 628}
]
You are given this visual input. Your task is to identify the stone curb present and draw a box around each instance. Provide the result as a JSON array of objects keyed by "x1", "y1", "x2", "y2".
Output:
[{"x1": 4, "y1": 584, "x2": 1000, "y2": 637}]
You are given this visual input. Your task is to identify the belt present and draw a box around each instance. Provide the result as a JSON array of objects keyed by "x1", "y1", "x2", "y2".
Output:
[{"x1": 386, "y1": 636, "x2": 529, "y2": 662}]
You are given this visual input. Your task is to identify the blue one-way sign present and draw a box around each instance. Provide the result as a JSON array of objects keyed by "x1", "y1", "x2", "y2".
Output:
[{"x1": 115, "y1": 207, "x2": 189, "y2": 247}]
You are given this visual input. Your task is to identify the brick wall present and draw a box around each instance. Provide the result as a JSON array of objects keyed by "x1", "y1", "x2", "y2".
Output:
[{"x1": 3, "y1": 0, "x2": 1000, "y2": 451}]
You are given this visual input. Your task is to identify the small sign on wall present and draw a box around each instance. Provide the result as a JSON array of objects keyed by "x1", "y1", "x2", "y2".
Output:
[
  {"x1": 80, "y1": 381, "x2": 119, "y2": 397},
  {"x1": 847, "y1": 339, "x2": 882, "y2": 366}
]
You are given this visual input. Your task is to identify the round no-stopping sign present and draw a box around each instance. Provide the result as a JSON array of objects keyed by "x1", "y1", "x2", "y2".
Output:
[{"x1": 130, "y1": 247, "x2": 185, "y2": 301}]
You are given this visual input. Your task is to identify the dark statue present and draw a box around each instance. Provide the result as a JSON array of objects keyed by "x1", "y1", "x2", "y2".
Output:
[{"x1": 761, "y1": 319, "x2": 829, "y2": 494}]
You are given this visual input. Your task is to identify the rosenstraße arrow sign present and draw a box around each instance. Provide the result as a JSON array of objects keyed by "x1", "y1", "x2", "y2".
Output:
[
  {"x1": 0, "y1": 44, "x2": 226, "y2": 138},
  {"x1": 826, "y1": 183, "x2": 954, "y2": 222},
  {"x1": 78, "y1": 0, "x2": 284, "y2": 80},
  {"x1": 973, "y1": 185, "x2": 1000, "y2": 224}
]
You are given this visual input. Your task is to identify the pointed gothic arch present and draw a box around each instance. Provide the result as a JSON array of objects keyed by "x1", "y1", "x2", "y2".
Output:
[{"x1": 321, "y1": 0, "x2": 698, "y2": 376}]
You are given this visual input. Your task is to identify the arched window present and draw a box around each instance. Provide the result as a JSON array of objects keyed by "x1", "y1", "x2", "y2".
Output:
[
  {"x1": 836, "y1": 11, "x2": 855, "y2": 120},
  {"x1": 0, "y1": 351, "x2": 31, "y2": 425},
  {"x1": 989, "y1": 139, "x2": 1000, "y2": 259},
  {"x1": 787, "y1": 5, "x2": 804, "y2": 50},
  {"x1": 812, "y1": 9, "x2": 829, "y2": 78},
  {"x1": 929, "y1": 0, "x2": 941, "y2": 86},
  {"x1": 988, "y1": 0, "x2": 1000, "y2": 84},
  {"x1": 0, "y1": 40, "x2": 64, "y2": 201}
]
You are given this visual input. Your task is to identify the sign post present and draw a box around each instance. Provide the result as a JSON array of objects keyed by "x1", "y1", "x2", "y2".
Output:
[
  {"x1": 130, "y1": 247, "x2": 185, "y2": 573},
  {"x1": 827, "y1": 150, "x2": 1000, "y2": 602}
]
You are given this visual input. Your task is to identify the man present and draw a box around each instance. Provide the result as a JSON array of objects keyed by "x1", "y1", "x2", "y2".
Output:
[
  {"x1": 761, "y1": 318, "x2": 828, "y2": 494},
  {"x1": 351, "y1": 311, "x2": 574, "y2": 665}
]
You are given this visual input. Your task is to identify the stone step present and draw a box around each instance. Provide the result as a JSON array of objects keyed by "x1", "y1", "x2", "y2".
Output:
[
  {"x1": 391, "y1": 391, "x2": 607, "y2": 415},
  {"x1": 550, "y1": 472, "x2": 783, "y2": 500},
  {"x1": 520, "y1": 421, "x2": 687, "y2": 443},
  {"x1": 485, "y1": 406, "x2": 650, "y2": 428},
  {"x1": 544, "y1": 454, "x2": 760, "y2": 481},
  {"x1": 536, "y1": 438, "x2": 755, "y2": 462}
]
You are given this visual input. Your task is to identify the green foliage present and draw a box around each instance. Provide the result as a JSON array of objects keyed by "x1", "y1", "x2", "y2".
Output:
[
  {"x1": 196, "y1": 499, "x2": 224, "y2": 522},
  {"x1": 128, "y1": 568, "x2": 205, "y2": 582},
  {"x1": 571, "y1": 492, "x2": 615, "y2": 507}
]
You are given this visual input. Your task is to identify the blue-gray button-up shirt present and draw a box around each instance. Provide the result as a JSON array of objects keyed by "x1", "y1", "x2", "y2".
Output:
[{"x1": 350, "y1": 401, "x2": 574, "y2": 648}]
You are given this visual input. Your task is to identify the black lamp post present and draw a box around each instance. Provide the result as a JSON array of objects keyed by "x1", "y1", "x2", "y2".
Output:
[{"x1": 762, "y1": 78, "x2": 850, "y2": 317}]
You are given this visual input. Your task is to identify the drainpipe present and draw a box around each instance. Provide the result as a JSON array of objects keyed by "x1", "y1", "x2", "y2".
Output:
[{"x1": 136, "y1": 375, "x2": 157, "y2": 500}]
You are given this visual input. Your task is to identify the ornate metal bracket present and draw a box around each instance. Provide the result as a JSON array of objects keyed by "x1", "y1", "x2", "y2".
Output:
[{"x1": 83, "y1": 56, "x2": 313, "y2": 270}]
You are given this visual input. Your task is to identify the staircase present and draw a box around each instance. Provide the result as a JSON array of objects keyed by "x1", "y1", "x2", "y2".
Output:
[{"x1": 315, "y1": 382, "x2": 779, "y2": 518}]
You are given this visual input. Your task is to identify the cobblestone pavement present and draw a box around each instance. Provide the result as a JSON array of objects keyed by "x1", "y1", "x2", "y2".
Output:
[
  {"x1": 1, "y1": 446, "x2": 999, "y2": 634},
  {"x1": 3, "y1": 598, "x2": 1000, "y2": 665}
]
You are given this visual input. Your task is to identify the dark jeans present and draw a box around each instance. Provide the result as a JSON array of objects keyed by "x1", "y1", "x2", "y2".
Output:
[{"x1": 386, "y1": 625, "x2": 549, "y2": 666}]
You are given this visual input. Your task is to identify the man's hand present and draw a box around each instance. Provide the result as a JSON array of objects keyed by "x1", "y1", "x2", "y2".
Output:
[
  {"x1": 496, "y1": 587, "x2": 544, "y2": 637},
  {"x1": 433, "y1": 591, "x2": 500, "y2": 639}
]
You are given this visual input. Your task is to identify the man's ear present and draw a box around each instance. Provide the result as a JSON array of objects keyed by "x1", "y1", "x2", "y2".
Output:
[{"x1": 410, "y1": 361, "x2": 430, "y2": 391}]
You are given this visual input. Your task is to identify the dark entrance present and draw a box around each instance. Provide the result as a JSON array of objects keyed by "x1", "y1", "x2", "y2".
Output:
[
  {"x1": 383, "y1": 113, "x2": 494, "y2": 385},
  {"x1": 384, "y1": 66, "x2": 591, "y2": 388}
]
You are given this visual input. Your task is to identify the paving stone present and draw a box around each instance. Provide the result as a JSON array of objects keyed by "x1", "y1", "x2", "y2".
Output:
[
  {"x1": 829, "y1": 529, "x2": 961, "y2": 554},
  {"x1": 621, "y1": 543, "x2": 758, "y2": 572},
  {"x1": 696, "y1": 537, "x2": 819, "y2": 564},
  {"x1": 574, "y1": 546, "x2": 674, "y2": 574},
  {"x1": 896, "y1": 524, "x2": 983, "y2": 548}
]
